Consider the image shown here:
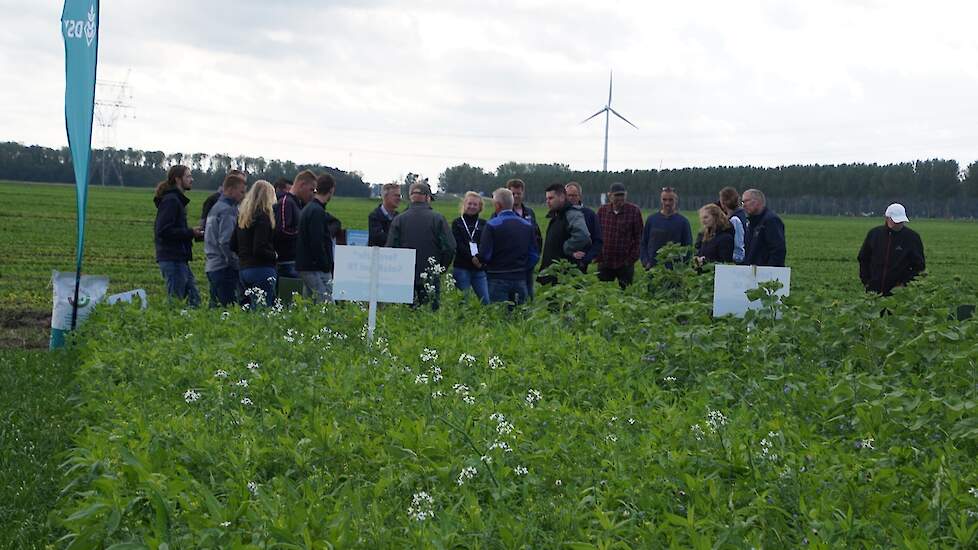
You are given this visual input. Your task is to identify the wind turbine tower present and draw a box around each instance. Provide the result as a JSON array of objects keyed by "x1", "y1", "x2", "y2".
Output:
[{"x1": 581, "y1": 71, "x2": 638, "y2": 172}]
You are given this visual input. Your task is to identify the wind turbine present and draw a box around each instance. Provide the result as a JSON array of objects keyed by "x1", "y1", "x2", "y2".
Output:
[{"x1": 581, "y1": 71, "x2": 638, "y2": 172}]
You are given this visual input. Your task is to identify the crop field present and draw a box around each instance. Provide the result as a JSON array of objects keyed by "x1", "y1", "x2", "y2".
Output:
[{"x1": 1, "y1": 180, "x2": 978, "y2": 547}]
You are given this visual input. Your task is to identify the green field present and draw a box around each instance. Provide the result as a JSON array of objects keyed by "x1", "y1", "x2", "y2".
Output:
[{"x1": 2, "y1": 180, "x2": 978, "y2": 547}]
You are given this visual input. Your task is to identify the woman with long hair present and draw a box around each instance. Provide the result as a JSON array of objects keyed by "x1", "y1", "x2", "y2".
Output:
[
  {"x1": 694, "y1": 203, "x2": 735, "y2": 266},
  {"x1": 154, "y1": 165, "x2": 202, "y2": 306},
  {"x1": 233, "y1": 180, "x2": 278, "y2": 307},
  {"x1": 450, "y1": 191, "x2": 489, "y2": 304}
]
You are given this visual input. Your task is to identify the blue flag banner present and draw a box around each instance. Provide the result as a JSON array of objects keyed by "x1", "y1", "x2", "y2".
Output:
[
  {"x1": 62, "y1": 0, "x2": 99, "y2": 268},
  {"x1": 55, "y1": 0, "x2": 99, "y2": 346}
]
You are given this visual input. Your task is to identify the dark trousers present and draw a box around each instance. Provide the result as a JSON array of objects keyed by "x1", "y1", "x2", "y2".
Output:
[
  {"x1": 206, "y1": 267, "x2": 240, "y2": 307},
  {"x1": 240, "y1": 267, "x2": 277, "y2": 307},
  {"x1": 598, "y1": 263, "x2": 635, "y2": 289},
  {"x1": 158, "y1": 261, "x2": 201, "y2": 307}
]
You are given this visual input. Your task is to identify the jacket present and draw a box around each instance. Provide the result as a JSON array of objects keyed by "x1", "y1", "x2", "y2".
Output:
[
  {"x1": 154, "y1": 188, "x2": 195, "y2": 262},
  {"x1": 695, "y1": 227, "x2": 735, "y2": 263},
  {"x1": 204, "y1": 196, "x2": 239, "y2": 272},
  {"x1": 479, "y1": 210, "x2": 539, "y2": 279},
  {"x1": 232, "y1": 212, "x2": 277, "y2": 269},
  {"x1": 451, "y1": 214, "x2": 485, "y2": 271},
  {"x1": 272, "y1": 192, "x2": 303, "y2": 262},
  {"x1": 574, "y1": 204, "x2": 603, "y2": 268},
  {"x1": 386, "y1": 201, "x2": 456, "y2": 283},
  {"x1": 540, "y1": 204, "x2": 591, "y2": 274},
  {"x1": 199, "y1": 190, "x2": 221, "y2": 230},
  {"x1": 296, "y1": 199, "x2": 337, "y2": 273},
  {"x1": 729, "y1": 207, "x2": 748, "y2": 263},
  {"x1": 857, "y1": 225, "x2": 925, "y2": 295},
  {"x1": 640, "y1": 212, "x2": 692, "y2": 267},
  {"x1": 744, "y1": 207, "x2": 786, "y2": 267},
  {"x1": 493, "y1": 204, "x2": 543, "y2": 251},
  {"x1": 368, "y1": 204, "x2": 397, "y2": 247}
]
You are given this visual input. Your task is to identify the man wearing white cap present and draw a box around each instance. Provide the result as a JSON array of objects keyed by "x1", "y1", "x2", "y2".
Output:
[{"x1": 857, "y1": 203, "x2": 926, "y2": 295}]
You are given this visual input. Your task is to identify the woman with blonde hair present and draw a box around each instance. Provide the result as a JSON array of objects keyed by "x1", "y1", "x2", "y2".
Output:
[
  {"x1": 694, "y1": 203, "x2": 734, "y2": 266},
  {"x1": 232, "y1": 180, "x2": 278, "y2": 306},
  {"x1": 450, "y1": 191, "x2": 489, "y2": 304}
]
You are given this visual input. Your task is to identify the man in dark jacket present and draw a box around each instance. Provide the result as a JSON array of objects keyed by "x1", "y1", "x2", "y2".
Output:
[
  {"x1": 742, "y1": 188, "x2": 786, "y2": 267},
  {"x1": 538, "y1": 183, "x2": 591, "y2": 285},
  {"x1": 386, "y1": 182, "x2": 456, "y2": 310},
  {"x1": 273, "y1": 169, "x2": 315, "y2": 278},
  {"x1": 565, "y1": 181, "x2": 603, "y2": 273},
  {"x1": 500, "y1": 179, "x2": 542, "y2": 298},
  {"x1": 154, "y1": 167, "x2": 202, "y2": 306},
  {"x1": 204, "y1": 172, "x2": 246, "y2": 307},
  {"x1": 480, "y1": 188, "x2": 539, "y2": 305},
  {"x1": 857, "y1": 203, "x2": 925, "y2": 295},
  {"x1": 640, "y1": 187, "x2": 692, "y2": 269},
  {"x1": 296, "y1": 174, "x2": 339, "y2": 302},
  {"x1": 368, "y1": 182, "x2": 402, "y2": 246}
]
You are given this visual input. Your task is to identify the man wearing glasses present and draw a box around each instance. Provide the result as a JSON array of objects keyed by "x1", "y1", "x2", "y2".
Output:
[{"x1": 640, "y1": 187, "x2": 692, "y2": 269}]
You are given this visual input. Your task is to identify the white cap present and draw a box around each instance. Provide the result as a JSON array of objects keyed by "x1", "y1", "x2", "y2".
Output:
[{"x1": 885, "y1": 203, "x2": 909, "y2": 223}]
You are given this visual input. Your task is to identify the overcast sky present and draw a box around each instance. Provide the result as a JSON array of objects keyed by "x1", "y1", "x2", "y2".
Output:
[{"x1": 3, "y1": 0, "x2": 977, "y2": 184}]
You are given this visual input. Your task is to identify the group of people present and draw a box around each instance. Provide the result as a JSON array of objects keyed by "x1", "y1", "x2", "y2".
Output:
[{"x1": 153, "y1": 165, "x2": 927, "y2": 310}]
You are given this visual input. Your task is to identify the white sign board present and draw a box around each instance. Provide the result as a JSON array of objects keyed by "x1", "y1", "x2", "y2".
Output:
[
  {"x1": 333, "y1": 246, "x2": 415, "y2": 303},
  {"x1": 713, "y1": 264, "x2": 791, "y2": 318}
]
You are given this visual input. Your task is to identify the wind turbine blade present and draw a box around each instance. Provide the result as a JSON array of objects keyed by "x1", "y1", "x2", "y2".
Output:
[
  {"x1": 608, "y1": 71, "x2": 613, "y2": 107},
  {"x1": 609, "y1": 107, "x2": 638, "y2": 129},
  {"x1": 580, "y1": 107, "x2": 608, "y2": 124}
]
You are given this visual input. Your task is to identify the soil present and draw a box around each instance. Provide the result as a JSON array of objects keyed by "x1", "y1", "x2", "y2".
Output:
[{"x1": 0, "y1": 309, "x2": 50, "y2": 349}]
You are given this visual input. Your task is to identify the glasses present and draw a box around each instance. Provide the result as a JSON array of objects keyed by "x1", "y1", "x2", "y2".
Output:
[{"x1": 661, "y1": 187, "x2": 675, "y2": 192}]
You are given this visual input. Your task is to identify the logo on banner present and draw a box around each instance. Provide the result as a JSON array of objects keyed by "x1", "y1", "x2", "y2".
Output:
[{"x1": 64, "y1": 3, "x2": 97, "y2": 47}]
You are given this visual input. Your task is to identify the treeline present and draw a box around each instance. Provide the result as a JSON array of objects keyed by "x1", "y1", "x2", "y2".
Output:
[
  {"x1": 439, "y1": 160, "x2": 978, "y2": 217},
  {"x1": 0, "y1": 142, "x2": 371, "y2": 197}
]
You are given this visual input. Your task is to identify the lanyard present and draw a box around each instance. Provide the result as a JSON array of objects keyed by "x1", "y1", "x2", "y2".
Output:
[{"x1": 461, "y1": 218, "x2": 479, "y2": 241}]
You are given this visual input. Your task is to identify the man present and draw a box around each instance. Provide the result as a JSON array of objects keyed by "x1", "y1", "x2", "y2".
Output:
[
  {"x1": 718, "y1": 186, "x2": 748, "y2": 264},
  {"x1": 274, "y1": 177, "x2": 293, "y2": 200},
  {"x1": 296, "y1": 174, "x2": 340, "y2": 302},
  {"x1": 273, "y1": 169, "x2": 316, "y2": 279},
  {"x1": 154, "y1": 165, "x2": 203, "y2": 306},
  {"x1": 565, "y1": 181, "x2": 603, "y2": 273},
  {"x1": 479, "y1": 188, "x2": 539, "y2": 305},
  {"x1": 497, "y1": 179, "x2": 542, "y2": 297},
  {"x1": 595, "y1": 182, "x2": 644, "y2": 288},
  {"x1": 640, "y1": 187, "x2": 692, "y2": 269},
  {"x1": 386, "y1": 182, "x2": 456, "y2": 310},
  {"x1": 368, "y1": 182, "x2": 402, "y2": 246},
  {"x1": 204, "y1": 172, "x2": 246, "y2": 307},
  {"x1": 857, "y1": 203, "x2": 925, "y2": 295},
  {"x1": 538, "y1": 183, "x2": 591, "y2": 285},
  {"x1": 742, "y1": 188, "x2": 786, "y2": 267},
  {"x1": 200, "y1": 169, "x2": 247, "y2": 233}
]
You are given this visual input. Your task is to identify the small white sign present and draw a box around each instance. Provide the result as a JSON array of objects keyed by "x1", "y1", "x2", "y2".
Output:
[
  {"x1": 333, "y1": 246, "x2": 415, "y2": 304},
  {"x1": 713, "y1": 264, "x2": 791, "y2": 318}
]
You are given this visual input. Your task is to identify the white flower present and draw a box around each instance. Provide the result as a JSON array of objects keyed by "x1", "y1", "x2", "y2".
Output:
[
  {"x1": 415, "y1": 374, "x2": 429, "y2": 385},
  {"x1": 221, "y1": 311, "x2": 230, "y2": 320},
  {"x1": 606, "y1": 434, "x2": 618, "y2": 443},
  {"x1": 240, "y1": 397, "x2": 253, "y2": 406},
  {"x1": 969, "y1": 487, "x2": 978, "y2": 498},
  {"x1": 706, "y1": 410, "x2": 727, "y2": 433},
  {"x1": 431, "y1": 390, "x2": 444, "y2": 399},
  {"x1": 690, "y1": 424, "x2": 705, "y2": 441},
  {"x1": 555, "y1": 479, "x2": 562, "y2": 487},
  {"x1": 458, "y1": 353, "x2": 476, "y2": 366},
  {"x1": 488, "y1": 356, "x2": 504, "y2": 370},
  {"x1": 488, "y1": 440, "x2": 513, "y2": 453},
  {"x1": 247, "y1": 481, "x2": 259, "y2": 496},
  {"x1": 407, "y1": 491, "x2": 435, "y2": 521},
  {"x1": 429, "y1": 366, "x2": 443, "y2": 382},
  {"x1": 180, "y1": 309, "x2": 189, "y2": 316},
  {"x1": 456, "y1": 467, "x2": 478, "y2": 486},
  {"x1": 525, "y1": 389, "x2": 542, "y2": 408},
  {"x1": 663, "y1": 376, "x2": 677, "y2": 383},
  {"x1": 246, "y1": 362, "x2": 260, "y2": 371},
  {"x1": 514, "y1": 465, "x2": 528, "y2": 476},
  {"x1": 235, "y1": 379, "x2": 249, "y2": 388},
  {"x1": 183, "y1": 389, "x2": 201, "y2": 403},
  {"x1": 481, "y1": 454, "x2": 493, "y2": 464},
  {"x1": 220, "y1": 521, "x2": 231, "y2": 527},
  {"x1": 628, "y1": 418, "x2": 636, "y2": 425},
  {"x1": 496, "y1": 420, "x2": 515, "y2": 436},
  {"x1": 858, "y1": 437, "x2": 875, "y2": 450},
  {"x1": 420, "y1": 348, "x2": 439, "y2": 363},
  {"x1": 214, "y1": 370, "x2": 229, "y2": 379},
  {"x1": 463, "y1": 395, "x2": 476, "y2": 405}
]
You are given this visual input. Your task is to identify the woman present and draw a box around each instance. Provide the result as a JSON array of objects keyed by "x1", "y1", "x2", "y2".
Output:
[
  {"x1": 451, "y1": 192, "x2": 489, "y2": 304},
  {"x1": 233, "y1": 180, "x2": 278, "y2": 307},
  {"x1": 694, "y1": 203, "x2": 735, "y2": 266},
  {"x1": 154, "y1": 165, "x2": 202, "y2": 306}
]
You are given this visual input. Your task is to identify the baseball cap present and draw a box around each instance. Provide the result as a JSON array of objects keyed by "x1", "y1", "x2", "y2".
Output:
[
  {"x1": 885, "y1": 203, "x2": 909, "y2": 223},
  {"x1": 608, "y1": 182, "x2": 626, "y2": 194}
]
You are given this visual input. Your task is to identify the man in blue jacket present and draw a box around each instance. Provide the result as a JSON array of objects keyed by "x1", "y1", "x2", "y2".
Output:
[
  {"x1": 480, "y1": 188, "x2": 539, "y2": 305},
  {"x1": 640, "y1": 187, "x2": 692, "y2": 269},
  {"x1": 742, "y1": 188, "x2": 786, "y2": 267}
]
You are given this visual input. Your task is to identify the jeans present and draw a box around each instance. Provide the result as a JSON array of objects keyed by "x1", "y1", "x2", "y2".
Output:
[
  {"x1": 453, "y1": 268, "x2": 489, "y2": 305},
  {"x1": 299, "y1": 271, "x2": 333, "y2": 303},
  {"x1": 525, "y1": 269, "x2": 535, "y2": 300},
  {"x1": 240, "y1": 267, "x2": 277, "y2": 307},
  {"x1": 276, "y1": 261, "x2": 299, "y2": 279},
  {"x1": 598, "y1": 263, "x2": 635, "y2": 289},
  {"x1": 159, "y1": 261, "x2": 201, "y2": 307},
  {"x1": 488, "y1": 277, "x2": 528, "y2": 306},
  {"x1": 206, "y1": 267, "x2": 240, "y2": 307}
]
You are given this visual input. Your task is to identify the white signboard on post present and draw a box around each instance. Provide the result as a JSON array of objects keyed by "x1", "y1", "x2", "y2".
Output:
[
  {"x1": 713, "y1": 264, "x2": 791, "y2": 318},
  {"x1": 333, "y1": 245, "x2": 416, "y2": 341}
]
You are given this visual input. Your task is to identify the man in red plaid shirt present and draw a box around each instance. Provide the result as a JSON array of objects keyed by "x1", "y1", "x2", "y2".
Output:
[{"x1": 595, "y1": 182, "x2": 644, "y2": 288}]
